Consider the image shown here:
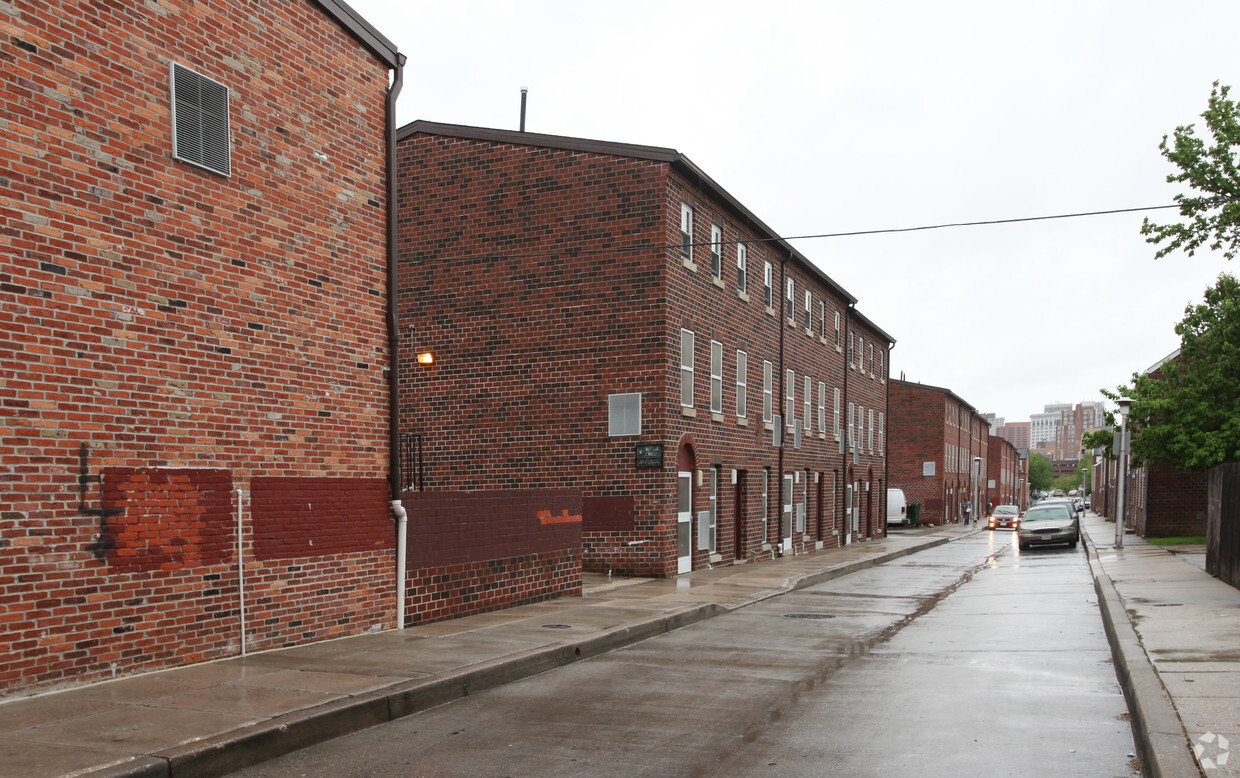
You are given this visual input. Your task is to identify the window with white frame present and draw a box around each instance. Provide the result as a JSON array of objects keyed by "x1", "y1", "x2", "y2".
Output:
[
  {"x1": 786, "y1": 278, "x2": 795, "y2": 322},
  {"x1": 763, "y1": 261, "x2": 773, "y2": 308},
  {"x1": 834, "y1": 387, "x2": 841, "y2": 439},
  {"x1": 868, "y1": 408, "x2": 875, "y2": 451},
  {"x1": 680, "y1": 329, "x2": 694, "y2": 407},
  {"x1": 834, "y1": 310, "x2": 841, "y2": 348},
  {"x1": 680, "y1": 203, "x2": 693, "y2": 260},
  {"x1": 737, "y1": 244, "x2": 747, "y2": 292},
  {"x1": 736, "y1": 350, "x2": 748, "y2": 418},
  {"x1": 710, "y1": 340, "x2": 723, "y2": 414},
  {"x1": 803, "y1": 290, "x2": 812, "y2": 330},
  {"x1": 817, "y1": 381, "x2": 826, "y2": 434},
  {"x1": 818, "y1": 300, "x2": 825, "y2": 338},
  {"x1": 848, "y1": 402, "x2": 855, "y2": 446},
  {"x1": 803, "y1": 374, "x2": 811, "y2": 429},
  {"x1": 849, "y1": 332, "x2": 855, "y2": 366},
  {"x1": 869, "y1": 343, "x2": 875, "y2": 374},
  {"x1": 710, "y1": 224, "x2": 723, "y2": 278},
  {"x1": 858, "y1": 336, "x2": 865, "y2": 370},
  {"x1": 878, "y1": 412, "x2": 885, "y2": 453},
  {"x1": 762, "y1": 360, "x2": 773, "y2": 422},
  {"x1": 608, "y1": 393, "x2": 641, "y2": 436},
  {"x1": 857, "y1": 405, "x2": 865, "y2": 450},
  {"x1": 785, "y1": 369, "x2": 795, "y2": 425}
]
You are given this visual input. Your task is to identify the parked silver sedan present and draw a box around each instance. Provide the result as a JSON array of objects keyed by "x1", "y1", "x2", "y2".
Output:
[{"x1": 1016, "y1": 503, "x2": 1080, "y2": 550}]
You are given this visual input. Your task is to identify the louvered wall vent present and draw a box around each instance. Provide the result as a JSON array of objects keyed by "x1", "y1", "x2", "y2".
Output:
[{"x1": 170, "y1": 62, "x2": 231, "y2": 177}]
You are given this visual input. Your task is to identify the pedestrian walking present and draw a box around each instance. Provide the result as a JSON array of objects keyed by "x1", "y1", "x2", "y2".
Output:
[{"x1": 963, "y1": 498, "x2": 972, "y2": 525}]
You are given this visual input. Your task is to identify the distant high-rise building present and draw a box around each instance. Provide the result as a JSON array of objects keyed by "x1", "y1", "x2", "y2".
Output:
[{"x1": 998, "y1": 421, "x2": 1030, "y2": 449}]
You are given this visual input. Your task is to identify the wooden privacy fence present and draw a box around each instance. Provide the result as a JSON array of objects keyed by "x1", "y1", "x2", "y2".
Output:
[{"x1": 1207, "y1": 463, "x2": 1240, "y2": 589}]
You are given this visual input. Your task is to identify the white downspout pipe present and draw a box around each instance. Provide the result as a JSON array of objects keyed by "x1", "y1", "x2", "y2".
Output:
[
  {"x1": 236, "y1": 488, "x2": 247, "y2": 655},
  {"x1": 392, "y1": 500, "x2": 407, "y2": 629}
]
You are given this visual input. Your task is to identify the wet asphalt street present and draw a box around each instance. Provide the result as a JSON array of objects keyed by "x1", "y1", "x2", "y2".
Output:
[{"x1": 231, "y1": 529, "x2": 1139, "y2": 777}]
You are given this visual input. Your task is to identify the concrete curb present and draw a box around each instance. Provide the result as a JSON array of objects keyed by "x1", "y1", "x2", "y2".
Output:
[
  {"x1": 109, "y1": 532, "x2": 965, "y2": 777},
  {"x1": 1083, "y1": 531, "x2": 1201, "y2": 778}
]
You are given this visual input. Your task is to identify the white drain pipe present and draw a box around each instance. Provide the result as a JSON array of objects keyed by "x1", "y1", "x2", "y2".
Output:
[
  {"x1": 392, "y1": 500, "x2": 407, "y2": 629},
  {"x1": 235, "y1": 487, "x2": 247, "y2": 655}
]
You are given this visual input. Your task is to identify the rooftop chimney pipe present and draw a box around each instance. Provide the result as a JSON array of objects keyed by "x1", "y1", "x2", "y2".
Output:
[{"x1": 520, "y1": 87, "x2": 527, "y2": 132}]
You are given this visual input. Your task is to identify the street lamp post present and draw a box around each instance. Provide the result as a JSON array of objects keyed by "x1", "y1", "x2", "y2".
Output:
[
  {"x1": 1115, "y1": 398, "x2": 1131, "y2": 549},
  {"x1": 972, "y1": 456, "x2": 982, "y2": 527}
]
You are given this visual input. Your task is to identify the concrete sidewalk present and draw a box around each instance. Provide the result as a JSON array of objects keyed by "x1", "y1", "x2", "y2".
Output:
[
  {"x1": 1082, "y1": 512, "x2": 1240, "y2": 778},
  {"x1": 0, "y1": 524, "x2": 973, "y2": 778}
]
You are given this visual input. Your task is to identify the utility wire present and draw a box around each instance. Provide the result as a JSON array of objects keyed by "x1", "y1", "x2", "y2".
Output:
[{"x1": 414, "y1": 201, "x2": 1215, "y2": 263}]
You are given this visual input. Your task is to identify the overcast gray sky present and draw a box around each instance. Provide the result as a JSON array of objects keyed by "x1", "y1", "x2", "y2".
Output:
[{"x1": 352, "y1": 0, "x2": 1239, "y2": 425}]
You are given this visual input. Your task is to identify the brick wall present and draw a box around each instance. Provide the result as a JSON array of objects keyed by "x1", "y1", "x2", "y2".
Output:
[
  {"x1": 396, "y1": 126, "x2": 890, "y2": 577},
  {"x1": 1, "y1": 2, "x2": 395, "y2": 698},
  {"x1": 1137, "y1": 464, "x2": 1208, "y2": 537},
  {"x1": 400, "y1": 490, "x2": 582, "y2": 625}
]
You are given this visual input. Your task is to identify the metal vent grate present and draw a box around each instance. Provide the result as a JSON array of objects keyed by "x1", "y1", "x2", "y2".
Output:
[{"x1": 171, "y1": 63, "x2": 231, "y2": 177}]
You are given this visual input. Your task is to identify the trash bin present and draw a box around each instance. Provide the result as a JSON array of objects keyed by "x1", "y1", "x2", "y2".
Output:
[{"x1": 908, "y1": 504, "x2": 921, "y2": 527}]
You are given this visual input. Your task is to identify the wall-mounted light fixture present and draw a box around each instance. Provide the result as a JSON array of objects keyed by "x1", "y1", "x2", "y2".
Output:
[{"x1": 416, "y1": 350, "x2": 434, "y2": 365}]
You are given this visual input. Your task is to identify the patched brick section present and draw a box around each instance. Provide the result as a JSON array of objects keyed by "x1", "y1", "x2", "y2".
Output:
[
  {"x1": 1129, "y1": 463, "x2": 1208, "y2": 537},
  {"x1": 1, "y1": 1, "x2": 395, "y2": 698},
  {"x1": 99, "y1": 468, "x2": 233, "y2": 572},
  {"x1": 399, "y1": 490, "x2": 583, "y2": 624},
  {"x1": 582, "y1": 496, "x2": 636, "y2": 533},
  {"x1": 252, "y1": 478, "x2": 393, "y2": 560},
  {"x1": 403, "y1": 490, "x2": 582, "y2": 568}
]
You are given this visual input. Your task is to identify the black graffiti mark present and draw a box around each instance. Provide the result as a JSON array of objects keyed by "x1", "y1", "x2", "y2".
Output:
[{"x1": 79, "y1": 442, "x2": 122, "y2": 560}]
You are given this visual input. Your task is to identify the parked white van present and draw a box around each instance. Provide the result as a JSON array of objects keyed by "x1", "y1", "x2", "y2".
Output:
[{"x1": 887, "y1": 488, "x2": 908, "y2": 525}]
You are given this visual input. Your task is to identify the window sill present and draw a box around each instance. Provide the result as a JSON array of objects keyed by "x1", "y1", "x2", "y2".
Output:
[
  {"x1": 709, "y1": 553, "x2": 723, "y2": 563},
  {"x1": 681, "y1": 407, "x2": 697, "y2": 418},
  {"x1": 737, "y1": 290, "x2": 750, "y2": 303},
  {"x1": 765, "y1": 306, "x2": 776, "y2": 317},
  {"x1": 682, "y1": 259, "x2": 697, "y2": 273},
  {"x1": 764, "y1": 422, "x2": 774, "y2": 431},
  {"x1": 711, "y1": 276, "x2": 725, "y2": 289},
  {"x1": 804, "y1": 328, "x2": 814, "y2": 338},
  {"x1": 737, "y1": 417, "x2": 749, "y2": 427},
  {"x1": 711, "y1": 412, "x2": 724, "y2": 422}
]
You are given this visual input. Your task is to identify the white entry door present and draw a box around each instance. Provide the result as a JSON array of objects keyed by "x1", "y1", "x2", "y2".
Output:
[
  {"x1": 782, "y1": 474, "x2": 794, "y2": 552},
  {"x1": 677, "y1": 472, "x2": 692, "y2": 574},
  {"x1": 845, "y1": 481, "x2": 854, "y2": 544}
]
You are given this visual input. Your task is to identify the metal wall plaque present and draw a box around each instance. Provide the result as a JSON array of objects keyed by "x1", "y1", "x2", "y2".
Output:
[{"x1": 635, "y1": 443, "x2": 663, "y2": 468}]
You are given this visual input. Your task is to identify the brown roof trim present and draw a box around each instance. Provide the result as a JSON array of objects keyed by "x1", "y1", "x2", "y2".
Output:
[
  {"x1": 397, "y1": 120, "x2": 859, "y2": 307},
  {"x1": 889, "y1": 377, "x2": 980, "y2": 416},
  {"x1": 849, "y1": 308, "x2": 896, "y2": 346},
  {"x1": 312, "y1": 0, "x2": 403, "y2": 69}
]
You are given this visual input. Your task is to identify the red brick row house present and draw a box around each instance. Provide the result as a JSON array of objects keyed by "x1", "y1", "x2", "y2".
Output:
[
  {"x1": 395, "y1": 122, "x2": 895, "y2": 578},
  {"x1": 887, "y1": 379, "x2": 991, "y2": 525},
  {"x1": 985, "y1": 434, "x2": 1025, "y2": 511},
  {"x1": 1092, "y1": 350, "x2": 1208, "y2": 537},
  {"x1": 1, "y1": 0, "x2": 410, "y2": 699}
]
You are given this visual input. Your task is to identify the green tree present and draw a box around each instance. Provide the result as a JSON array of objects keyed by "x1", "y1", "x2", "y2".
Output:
[
  {"x1": 1106, "y1": 273, "x2": 1240, "y2": 471},
  {"x1": 1141, "y1": 82, "x2": 1240, "y2": 260},
  {"x1": 1027, "y1": 452, "x2": 1054, "y2": 492},
  {"x1": 1082, "y1": 428, "x2": 1117, "y2": 460}
]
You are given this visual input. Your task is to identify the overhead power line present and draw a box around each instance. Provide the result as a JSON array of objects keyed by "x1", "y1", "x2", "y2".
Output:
[{"x1": 415, "y1": 202, "x2": 1209, "y2": 263}]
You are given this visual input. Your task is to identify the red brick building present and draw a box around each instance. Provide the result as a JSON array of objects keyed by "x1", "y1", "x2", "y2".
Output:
[
  {"x1": 1092, "y1": 350, "x2": 1207, "y2": 537},
  {"x1": 1, "y1": 1, "x2": 408, "y2": 699},
  {"x1": 395, "y1": 122, "x2": 894, "y2": 577},
  {"x1": 985, "y1": 435, "x2": 1024, "y2": 511},
  {"x1": 887, "y1": 380, "x2": 991, "y2": 525}
]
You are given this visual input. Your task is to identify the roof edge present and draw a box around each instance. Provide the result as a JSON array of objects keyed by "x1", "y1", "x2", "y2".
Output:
[
  {"x1": 313, "y1": 0, "x2": 403, "y2": 69},
  {"x1": 397, "y1": 120, "x2": 860, "y2": 307}
]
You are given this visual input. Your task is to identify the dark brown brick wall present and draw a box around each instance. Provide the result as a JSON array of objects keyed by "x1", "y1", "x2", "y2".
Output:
[
  {"x1": 396, "y1": 129, "x2": 890, "y2": 576},
  {"x1": 252, "y1": 478, "x2": 393, "y2": 560}
]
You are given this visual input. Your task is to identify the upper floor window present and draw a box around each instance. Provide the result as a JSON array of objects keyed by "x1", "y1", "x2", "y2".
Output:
[
  {"x1": 171, "y1": 62, "x2": 232, "y2": 177},
  {"x1": 710, "y1": 340, "x2": 723, "y2": 414},
  {"x1": 680, "y1": 329, "x2": 694, "y2": 407},
  {"x1": 858, "y1": 336, "x2": 865, "y2": 370},
  {"x1": 736, "y1": 350, "x2": 748, "y2": 418},
  {"x1": 736, "y1": 244, "x2": 748, "y2": 293},
  {"x1": 786, "y1": 278, "x2": 795, "y2": 323},
  {"x1": 868, "y1": 344, "x2": 875, "y2": 374},
  {"x1": 762, "y1": 360, "x2": 773, "y2": 423},
  {"x1": 834, "y1": 310, "x2": 841, "y2": 348},
  {"x1": 608, "y1": 393, "x2": 641, "y2": 436},
  {"x1": 803, "y1": 374, "x2": 812, "y2": 429},
  {"x1": 680, "y1": 204, "x2": 693, "y2": 260},
  {"x1": 803, "y1": 290, "x2": 812, "y2": 331},
  {"x1": 710, "y1": 224, "x2": 723, "y2": 278},
  {"x1": 833, "y1": 387, "x2": 841, "y2": 440},
  {"x1": 818, "y1": 300, "x2": 826, "y2": 339},
  {"x1": 785, "y1": 369, "x2": 795, "y2": 425},
  {"x1": 764, "y1": 261, "x2": 773, "y2": 308},
  {"x1": 817, "y1": 381, "x2": 826, "y2": 434}
]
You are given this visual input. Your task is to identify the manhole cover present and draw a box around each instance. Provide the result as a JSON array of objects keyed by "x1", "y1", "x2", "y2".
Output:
[
  {"x1": 783, "y1": 613, "x2": 835, "y2": 620},
  {"x1": 542, "y1": 624, "x2": 573, "y2": 629}
]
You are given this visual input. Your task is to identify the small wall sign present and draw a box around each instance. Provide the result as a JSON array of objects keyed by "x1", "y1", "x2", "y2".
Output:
[{"x1": 635, "y1": 443, "x2": 663, "y2": 468}]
